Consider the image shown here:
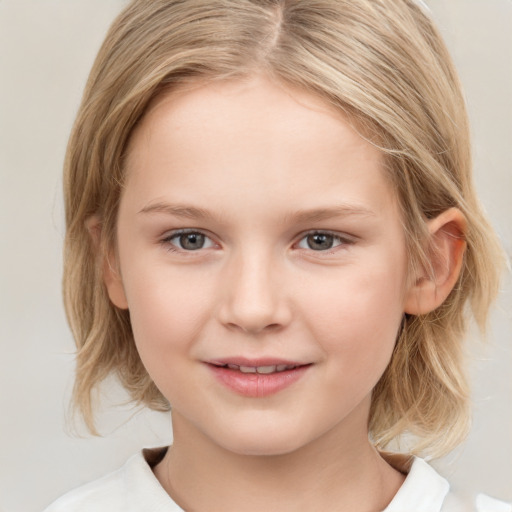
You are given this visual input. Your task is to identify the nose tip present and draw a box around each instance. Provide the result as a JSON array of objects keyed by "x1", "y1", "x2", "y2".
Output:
[
  {"x1": 221, "y1": 296, "x2": 290, "y2": 335},
  {"x1": 217, "y1": 258, "x2": 292, "y2": 335}
]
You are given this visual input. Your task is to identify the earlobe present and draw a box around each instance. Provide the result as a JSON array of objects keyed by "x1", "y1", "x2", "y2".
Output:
[
  {"x1": 103, "y1": 252, "x2": 129, "y2": 310},
  {"x1": 85, "y1": 216, "x2": 129, "y2": 310},
  {"x1": 404, "y1": 208, "x2": 467, "y2": 315}
]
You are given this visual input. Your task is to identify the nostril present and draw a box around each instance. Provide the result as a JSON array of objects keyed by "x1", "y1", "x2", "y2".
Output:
[{"x1": 223, "y1": 321, "x2": 282, "y2": 334}]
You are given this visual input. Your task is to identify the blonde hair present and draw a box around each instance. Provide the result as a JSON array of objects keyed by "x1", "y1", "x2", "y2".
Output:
[{"x1": 63, "y1": 0, "x2": 503, "y2": 457}]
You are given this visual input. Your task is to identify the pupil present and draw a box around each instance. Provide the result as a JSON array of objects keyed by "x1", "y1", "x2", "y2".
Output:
[
  {"x1": 308, "y1": 233, "x2": 333, "y2": 251},
  {"x1": 180, "y1": 233, "x2": 204, "y2": 250}
]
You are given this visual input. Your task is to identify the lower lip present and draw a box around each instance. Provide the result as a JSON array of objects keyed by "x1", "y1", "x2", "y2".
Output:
[{"x1": 207, "y1": 364, "x2": 311, "y2": 398}]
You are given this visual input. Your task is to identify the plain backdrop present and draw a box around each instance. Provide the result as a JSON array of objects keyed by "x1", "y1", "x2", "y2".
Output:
[{"x1": 0, "y1": 1, "x2": 511, "y2": 511}]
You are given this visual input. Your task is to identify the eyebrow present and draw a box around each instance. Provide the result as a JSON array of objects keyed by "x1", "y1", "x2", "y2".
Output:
[
  {"x1": 139, "y1": 202, "x2": 214, "y2": 220},
  {"x1": 138, "y1": 202, "x2": 376, "y2": 223},
  {"x1": 284, "y1": 205, "x2": 376, "y2": 224}
]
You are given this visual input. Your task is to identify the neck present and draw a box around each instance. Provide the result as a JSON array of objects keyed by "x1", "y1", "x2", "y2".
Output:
[{"x1": 154, "y1": 409, "x2": 405, "y2": 511}]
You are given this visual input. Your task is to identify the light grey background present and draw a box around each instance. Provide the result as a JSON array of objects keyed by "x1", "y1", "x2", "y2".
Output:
[{"x1": 0, "y1": 1, "x2": 510, "y2": 511}]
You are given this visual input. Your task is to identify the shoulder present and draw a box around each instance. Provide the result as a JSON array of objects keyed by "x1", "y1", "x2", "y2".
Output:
[
  {"x1": 43, "y1": 448, "x2": 181, "y2": 512},
  {"x1": 442, "y1": 492, "x2": 512, "y2": 512},
  {"x1": 42, "y1": 459, "x2": 130, "y2": 512},
  {"x1": 384, "y1": 456, "x2": 511, "y2": 512},
  {"x1": 474, "y1": 494, "x2": 512, "y2": 512}
]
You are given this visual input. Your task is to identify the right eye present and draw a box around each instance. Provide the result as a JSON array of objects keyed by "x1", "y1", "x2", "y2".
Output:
[{"x1": 162, "y1": 230, "x2": 215, "y2": 252}]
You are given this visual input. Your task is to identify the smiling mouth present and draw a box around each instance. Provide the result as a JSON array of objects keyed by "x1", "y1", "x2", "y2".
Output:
[
  {"x1": 206, "y1": 361, "x2": 312, "y2": 397},
  {"x1": 210, "y1": 363, "x2": 303, "y2": 374}
]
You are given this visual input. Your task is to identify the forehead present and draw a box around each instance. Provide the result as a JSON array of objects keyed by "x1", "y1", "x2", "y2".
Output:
[
  {"x1": 123, "y1": 74, "x2": 397, "y2": 221},
  {"x1": 129, "y1": 74, "x2": 383, "y2": 162}
]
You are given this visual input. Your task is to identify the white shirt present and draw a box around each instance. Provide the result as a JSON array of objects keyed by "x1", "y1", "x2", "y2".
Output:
[{"x1": 44, "y1": 448, "x2": 511, "y2": 512}]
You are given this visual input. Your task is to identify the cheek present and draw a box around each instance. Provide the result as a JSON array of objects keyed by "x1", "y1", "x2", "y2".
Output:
[
  {"x1": 121, "y1": 262, "x2": 215, "y2": 371},
  {"x1": 122, "y1": 269, "x2": 219, "y2": 410},
  {"x1": 300, "y1": 259, "x2": 406, "y2": 374}
]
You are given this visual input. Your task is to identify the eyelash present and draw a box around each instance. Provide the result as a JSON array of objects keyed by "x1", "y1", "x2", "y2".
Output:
[{"x1": 160, "y1": 229, "x2": 355, "y2": 256}]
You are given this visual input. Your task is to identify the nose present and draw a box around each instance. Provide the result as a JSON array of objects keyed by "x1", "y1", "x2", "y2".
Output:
[{"x1": 217, "y1": 250, "x2": 292, "y2": 335}]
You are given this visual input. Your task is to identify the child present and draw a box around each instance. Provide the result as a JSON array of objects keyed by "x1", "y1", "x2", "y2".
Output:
[{"x1": 45, "y1": 0, "x2": 509, "y2": 510}]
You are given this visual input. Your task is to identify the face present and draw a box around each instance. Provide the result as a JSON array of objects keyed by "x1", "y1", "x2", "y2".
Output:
[{"x1": 108, "y1": 75, "x2": 411, "y2": 456}]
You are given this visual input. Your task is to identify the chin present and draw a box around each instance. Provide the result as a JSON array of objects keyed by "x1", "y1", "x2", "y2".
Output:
[{"x1": 210, "y1": 421, "x2": 314, "y2": 457}]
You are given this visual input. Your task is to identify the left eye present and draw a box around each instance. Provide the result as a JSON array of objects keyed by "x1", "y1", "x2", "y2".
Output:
[
  {"x1": 164, "y1": 231, "x2": 215, "y2": 251},
  {"x1": 297, "y1": 232, "x2": 348, "y2": 251}
]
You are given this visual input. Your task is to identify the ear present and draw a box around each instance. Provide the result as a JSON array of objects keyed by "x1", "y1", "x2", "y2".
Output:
[
  {"x1": 404, "y1": 208, "x2": 467, "y2": 315},
  {"x1": 85, "y1": 215, "x2": 128, "y2": 310}
]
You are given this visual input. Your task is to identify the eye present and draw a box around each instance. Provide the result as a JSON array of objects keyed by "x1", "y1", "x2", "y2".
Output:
[
  {"x1": 297, "y1": 231, "x2": 351, "y2": 251},
  {"x1": 162, "y1": 230, "x2": 215, "y2": 251}
]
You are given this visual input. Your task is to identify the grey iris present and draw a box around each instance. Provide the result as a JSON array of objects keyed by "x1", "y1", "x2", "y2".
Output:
[
  {"x1": 307, "y1": 233, "x2": 334, "y2": 250},
  {"x1": 180, "y1": 233, "x2": 205, "y2": 250}
]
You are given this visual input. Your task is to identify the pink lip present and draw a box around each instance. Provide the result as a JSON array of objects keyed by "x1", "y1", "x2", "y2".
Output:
[{"x1": 205, "y1": 358, "x2": 312, "y2": 398}]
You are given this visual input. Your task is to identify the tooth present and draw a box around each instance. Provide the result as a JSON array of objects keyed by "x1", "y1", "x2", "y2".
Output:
[
  {"x1": 239, "y1": 366, "x2": 257, "y2": 373},
  {"x1": 276, "y1": 365, "x2": 287, "y2": 372},
  {"x1": 285, "y1": 365, "x2": 297, "y2": 370},
  {"x1": 227, "y1": 364, "x2": 239, "y2": 370},
  {"x1": 256, "y1": 365, "x2": 276, "y2": 374}
]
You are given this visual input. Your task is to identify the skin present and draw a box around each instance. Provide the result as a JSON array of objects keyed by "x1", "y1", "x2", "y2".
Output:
[{"x1": 102, "y1": 74, "x2": 466, "y2": 511}]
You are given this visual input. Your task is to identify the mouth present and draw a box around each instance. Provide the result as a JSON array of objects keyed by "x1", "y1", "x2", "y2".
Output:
[
  {"x1": 205, "y1": 359, "x2": 312, "y2": 397},
  {"x1": 209, "y1": 362, "x2": 305, "y2": 374}
]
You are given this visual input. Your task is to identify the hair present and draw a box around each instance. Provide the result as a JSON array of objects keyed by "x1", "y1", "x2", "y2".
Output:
[{"x1": 63, "y1": 0, "x2": 503, "y2": 457}]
